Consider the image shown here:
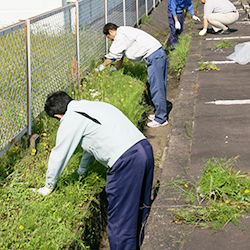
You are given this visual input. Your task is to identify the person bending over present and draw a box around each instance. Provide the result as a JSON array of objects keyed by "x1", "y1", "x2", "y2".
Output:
[
  {"x1": 37, "y1": 91, "x2": 154, "y2": 250},
  {"x1": 96, "y1": 23, "x2": 168, "y2": 128}
]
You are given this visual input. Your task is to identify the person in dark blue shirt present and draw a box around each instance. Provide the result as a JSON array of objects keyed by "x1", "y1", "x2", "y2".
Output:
[{"x1": 168, "y1": 0, "x2": 200, "y2": 48}]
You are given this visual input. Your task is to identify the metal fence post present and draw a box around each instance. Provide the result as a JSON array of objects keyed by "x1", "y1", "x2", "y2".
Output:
[
  {"x1": 123, "y1": 0, "x2": 126, "y2": 26},
  {"x1": 104, "y1": 0, "x2": 108, "y2": 54},
  {"x1": 136, "y1": 0, "x2": 139, "y2": 25},
  {"x1": 145, "y1": 0, "x2": 148, "y2": 16},
  {"x1": 75, "y1": 1, "x2": 80, "y2": 72},
  {"x1": 26, "y1": 19, "x2": 32, "y2": 136}
]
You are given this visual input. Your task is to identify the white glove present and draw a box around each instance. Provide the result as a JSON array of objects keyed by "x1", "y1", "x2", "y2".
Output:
[
  {"x1": 37, "y1": 186, "x2": 52, "y2": 196},
  {"x1": 77, "y1": 166, "x2": 87, "y2": 176},
  {"x1": 199, "y1": 28, "x2": 207, "y2": 36},
  {"x1": 175, "y1": 21, "x2": 181, "y2": 30},
  {"x1": 110, "y1": 67, "x2": 118, "y2": 73},
  {"x1": 192, "y1": 15, "x2": 201, "y2": 21},
  {"x1": 95, "y1": 64, "x2": 106, "y2": 72}
]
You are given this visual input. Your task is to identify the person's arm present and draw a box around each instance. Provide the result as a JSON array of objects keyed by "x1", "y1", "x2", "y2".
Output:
[
  {"x1": 101, "y1": 57, "x2": 123, "y2": 72},
  {"x1": 103, "y1": 58, "x2": 114, "y2": 66},
  {"x1": 203, "y1": 18, "x2": 209, "y2": 29},
  {"x1": 187, "y1": 0, "x2": 195, "y2": 16},
  {"x1": 168, "y1": 0, "x2": 177, "y2": 19},
  {"x1": 77, "y1": 151, "x2": 94, "y2": 175},
  {"x1": 199, "y1": 18, "x2": 209, "y2": 36},
  {"x1": 173, "y1": 16, "x2": 178, "y2": 22},
  {"x1": 38, "y1": 127, "x2": 81, "y2": 196},
  {"x1": 116, "y1": 57, "x2": 124, "y2": 69},
  {"x1": 169, "y1": 0, "x2": 181, "y2": 29},
  {"x1": 39, "y1": 115, "x2": 85, "y2": 194},
  {"x1": 187, "y1": 0, "x2": 201, "y2": 21},
  {"x1": 96, "y1": 38, "x2": 125, "y2": 71}
]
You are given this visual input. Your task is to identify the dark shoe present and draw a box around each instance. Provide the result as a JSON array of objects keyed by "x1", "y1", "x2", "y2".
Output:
[
  {"x1": 217, "y1": 29, "x2": 230, "y2": 35},
  {"x1": 212, "y1": 29, "x2": 222, "y2": 34}
]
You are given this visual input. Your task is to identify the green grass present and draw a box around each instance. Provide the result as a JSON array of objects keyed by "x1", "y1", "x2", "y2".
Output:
[
  {"x1": 169, "y1": 157, "x2": 250, "y2": 230},
  {"x1": 140, "y1": 15, "x2": 153, "y2": 25},
  {"x1": 198, "y1": 61, "x2": 220, "y2": 71},
  {"x1": 213, "y1": 40, "x2": 232, "y2": 50},
  {"x1": 168, "y1": 34, "x2": 191, "y2": 77},
  {"x1": 0, "y1": 59, "x2": 150, "y2": 249}
]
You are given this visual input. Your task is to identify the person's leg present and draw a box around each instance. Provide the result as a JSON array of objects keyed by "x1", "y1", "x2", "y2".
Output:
[
  {"x1": 177, "y1": 12, "x2": 184, "y2": 36},
  {"x1": 106, "y1": 139, "x2": 154, "y2": 250},
  {"x1": 167, "y1": 10, "x2": 178, "y2": 47},
  {"x1": 146, "y1": 47, "x2": 168, "y2": 124},
  {"x1": 137, "y1": 141, "x2": 155, "y2": 246},
  {"x1": 208, "y1": 13, "x2": 228, "y2": 32},
  {"x1": 208, "y1": 12, "x2": 239, "y2": 32}
]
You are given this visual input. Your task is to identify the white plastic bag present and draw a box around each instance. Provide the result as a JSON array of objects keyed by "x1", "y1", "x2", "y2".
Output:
[{"x1": 227, "y1": 41, "x2": 250, "y2": 65}]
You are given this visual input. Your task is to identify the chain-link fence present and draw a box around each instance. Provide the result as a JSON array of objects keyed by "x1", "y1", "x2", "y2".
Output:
[{"x1": 0, "y1": 0, "x2": 161, "y2": 157}]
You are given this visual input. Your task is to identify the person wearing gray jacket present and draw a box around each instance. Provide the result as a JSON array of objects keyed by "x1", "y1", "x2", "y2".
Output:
[{"x1": 37, "y1": 91, "x2": 154, "y2": 250}]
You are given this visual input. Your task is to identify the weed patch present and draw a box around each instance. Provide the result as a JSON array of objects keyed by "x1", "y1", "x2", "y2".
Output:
[
  {"x1": 213, "y1": 40, "x2": 232, "y2": 50},
  {"x1": 0, "y1": 59, "x2": 150, "y2": 249},
  {"x1": 168, "y1": 157, "x2": 250, "y2": 230},
  {"x1": 198, "y1": 61, "x2": 220, "y2": 71},
  {"x1": 168, "y1": 34, "x2": 191, "y2": 77}
]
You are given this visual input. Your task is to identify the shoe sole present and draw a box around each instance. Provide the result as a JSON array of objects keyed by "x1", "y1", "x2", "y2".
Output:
[{"x1": 147, "y1": 121, "x2": 168, "y2": 128}]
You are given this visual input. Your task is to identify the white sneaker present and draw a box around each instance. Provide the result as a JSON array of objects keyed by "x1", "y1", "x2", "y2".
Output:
[
  {"x1": 147, "y1": 120, "x2": 168, "y2": 128},
  {"x1": 148, "y1": 114, "x2": 155, "y2": 121}
]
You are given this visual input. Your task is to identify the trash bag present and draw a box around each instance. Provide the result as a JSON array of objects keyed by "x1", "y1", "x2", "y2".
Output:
[{"x1": 227, "y1": 41, "x2": 250, "y2": 65}]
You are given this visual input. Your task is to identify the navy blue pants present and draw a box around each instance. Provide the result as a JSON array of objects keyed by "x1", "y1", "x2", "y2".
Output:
[
  {"x1": 106, "y1": 139, "x2": 154, "y2": 250},
  {"x1": 167, "y1": 10, "x2": 184, "y2": 47},
  {"x1": 146, "y1": 47, "x2": 168, "y2": 124}
]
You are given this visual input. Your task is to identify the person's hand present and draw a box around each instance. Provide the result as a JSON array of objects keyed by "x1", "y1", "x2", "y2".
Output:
[
  {"x1": 192, "y1": 15, "x2": 201, "y2": 21},
  {"x1": 95, "y1": 64, "x2": 106, "y2": 72},
  {"x1": 109, "y1": 67, "x2": 118, "y2": 73},
  {"x1": 77, "y1": 166, "x2": 87, "y2": 176},
  {"x1": 199, "y1": 28, "x2": 207, "y2": 36},
  {"x1": 37, "y1": 186, "x2": 52, "y2": 196},
  {"x1": 175, "y1": 21, "x2": 181, "y2": 30}
]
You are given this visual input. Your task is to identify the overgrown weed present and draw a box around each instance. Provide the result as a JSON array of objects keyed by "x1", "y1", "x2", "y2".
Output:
[
  {"x1": 213, "y1": 40, "x2": 232, "y2": 49},
  {"x1": 168, "y1": 157, "x2": 250, "y2": 230},
  {"x1": 168, "y1": 34, "x2": 191, "y2": 77},
  {"x1": 198, "y1": 61, "x2": 220, "y2": 71},
  {"x1": 0, "y1": 59, "x2": 150, "y2": 249}
]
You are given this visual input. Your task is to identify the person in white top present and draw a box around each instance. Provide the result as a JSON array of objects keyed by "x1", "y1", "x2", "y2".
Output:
[
  {"x1": 96, "y1": 23, "x2": 168, "y2": 128},
  {"x1": 199, "y1": 0, "x2": 239, "y2": 36}
]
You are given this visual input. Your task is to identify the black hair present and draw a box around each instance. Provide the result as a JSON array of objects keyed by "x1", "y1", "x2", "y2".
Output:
[
  {"x1": 103, "y1": 23, "x2": 119, "y2": 35},
  {"x1": 44, "y1": 91, "x2": 73, "y2": 117}
]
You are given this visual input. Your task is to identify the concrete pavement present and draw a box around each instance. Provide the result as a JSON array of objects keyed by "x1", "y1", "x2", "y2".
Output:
[{"x1": 142, "y1": 0, "x2": 250, "y2": 249}]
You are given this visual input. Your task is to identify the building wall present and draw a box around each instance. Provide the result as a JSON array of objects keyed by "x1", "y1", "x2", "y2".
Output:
[{"x1": 0, "y1": 0, "x2": 71, "y2": 28}]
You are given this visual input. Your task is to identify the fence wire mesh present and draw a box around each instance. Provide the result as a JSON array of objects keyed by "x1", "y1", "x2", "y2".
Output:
[
  {"x1": 0, "y1": 23, "x2": 27, "y2": 153},
  {"x1": 147, "y1": 0, "x2": 154, "y2": 13},
  {"x1": 79, "y1": 0, "x2": 105, "y2": 72},
  {"x1": 107, "y1": 0, "x2": 124, "y2": 27},
  {"x1": 0, "y1": 0, "x2": 158, "y2": 157},
  {"x1": 30, "y1": 5, "x2": 77, "y2": 120},
  {"x1": 138, "y1": 0, "x2": 146, "y2": 20},
  {"x1": 125, "y1": 0, "x2": 137, "y2": 26}
]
